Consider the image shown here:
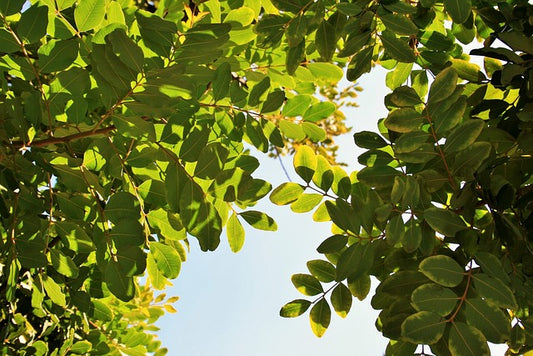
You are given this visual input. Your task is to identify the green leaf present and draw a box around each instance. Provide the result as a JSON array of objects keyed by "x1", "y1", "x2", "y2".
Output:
[
  {"x1": 303, "y1": 102, "x2": 335, "y2": 122},
  {"x1": 357, "y1": 166, "x2": 401, "y2": 188},
  {"x1": 270, "y1": 182, "x2": 304, "y2": 205},
  {"x1": 212, "y1": 62, "x2": 231, "y2": 101},
  {"x1": 315, "y1": 20, "x2": 336, "y2": 61},
  {"x1": 38, "y1": 39, "x2": 79, "y2": 73},
  {"x1": 444, "y1": 0, "x2": 472, "y2": 24},
  {"x1": 224, "y1": 7, "x2": 255, "y2": 27},
  {"x1": 283, "y1": 95, "x2": 312, "y2": 117},
  {"x1": 380, "y1": 31, "x2": 415, "y2": 63},
  {"x1": 463, "y1": 298, "x2": 511, "y2": 343},
  {"x1": 384, "y1": 108, "x2": 422, "y2": 133},
  {"x1": 239, "y1": 210, "x2": 277, "y2": 231},
  {"x1": 472, "y1": 273, "x2": 517, "y2": 309},
  {"x1": 307, "y1": 260, "x2": 336, "y2": 283},
  {"x1": 280, "y1": 299, "x2": 311, "y2": 318},
  {"x1": 116, "y1": 246, "x2": 146, "y2": 277},
  {"x1": 427, "y1": 67, "x2": 458, "y2": 106},
  {"x1": 138, "y1": 180, "x2": 167, "y2": 208},
  {"x1": 49, "y1": 249, "x2": 79, "y2": 279},
  {"x1": 402, "y1": 218, "x2": 422, "y2": 253},
  {"x1": 279, "y1": 120, "x2": 306, "y2": 140},
  {"x1": 292, "y1": 274, "x2": 323, "y2": 296},
  {"x1": 17, "y1": 4, "x2": 48, "y2": 43},
  {"x1": 380, "y1": 13, "x2": 418, "y2": 35},
  {"x1": 106, "y1": 29, "x2": 144, "y2": 72},
  {"x1": 386, "y1": 62, "x2": 414, "y2": 90},
  {"x1": 0, "y1": 0, "x2": 25, "y2": 15},
  {"x1": 474, "y1": 252, "x2": 510, "y2": 284},
  {"x1": 165, "y1": 163, "x2": 188, "y2": 212},
  {"x1": 70, "y1": 341, "x2": 92, "y2": 354},
  {"x1": 147, "y1": 209, "x2": 184, "y2": 241},
  {"x1": 316, "y1": 235, "x2": 348, "y2": 254},
  {"x1": 432, "y1": 96, "x2": 467, "y2": 136},
  {"x1": 411, "y1": 284, "x2": 458, "y2": 316},
  {"x1": 354, "y1": 131, "x2": 388, "y2": 149},
  {"x1": 290, "y1": 193, "x2": 323, "y2": 213},
  {"x1": 390, "y1": 86, "x2": 423, "y2": 107},
  {"x1": 227, "y1": 213, "x2": 245, "y2": 253},
  {"x1": 335, "y1": 242, "x2": 374, "y2": 281},
  {"x1": 91, "y1": 300, "x2": 113, "y2": 321},
  {"x1": 294, "y1": 145, "x2": 316, "y2": 183},
  {"x1": 271, "y1": 0, "x2": 307, "y2": 13},
  {"x1": 307, "y1": 62, "x2": 343, "y2": 83},
  {"x1": 55, "y1": 221, "x2": 95, "y2": 253},
  {"x1": 450, "y1": 58, "x2": 486, "y2": 82},
  {"x1": 331, "y1": 283, "x2": 352, "y2": 318},
  {"x1": 150, "y1": 242, "x2": 181, "y2": 279},
  {"x1": 347, "y1": 274, "x2": 371, "y2": 301},
  {"x1": 338, "y1": 31, "x2": 371, "y2": 57},
  {"x1": 449, "y1": 322, "x2": 489, "y2": 356},
  {"x1": 0, "y1": 29, "x2": 19, "y2": 53},
  {"x1": 105, "y1": 192, "x2": 140, "y2": 224},
  {"x1": 194, "y1": 143, "x2": 229, "y2": 179},
  {"x1": 452, "y1": 142, "x2": 491, "y2": 178},
  {"x1": 42, "y1": 275, "x2": 67, "y2": 307},
  {"x1": 113, "y1": 115, "x2": 156, "y2": 142},
  {"x1": 444, "y1": 119, "x2": 485, "y2": 153},
  {"x1": 347, "y1": 46, "x2": 373, "y2": 82},
  {"x1": 105, "y1": 260, "x2": 135, "y2": 302},
  {"x1": 310, "y1": 298, "x2": 331, "y2": 337},
  {"x1": 286, "y1": 39, "x2": 305, "y2": 75},
  {"x1": 75, "y1": 0, "x2": 106, "y2": 32},
  {"x1": 401, "y1": 311, "x2": 446, "y2": 344},
  {"x1": 424, "y1": 207, "x2": 467, "y2": 237},
  {"x1": 419, "y1": 255, "x2": 465, "y2": 287}
]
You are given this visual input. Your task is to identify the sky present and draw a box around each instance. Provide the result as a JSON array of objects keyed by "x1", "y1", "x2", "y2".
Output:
[{"x1": 156, "y1": 65, "x2": 508, "y2": 355}]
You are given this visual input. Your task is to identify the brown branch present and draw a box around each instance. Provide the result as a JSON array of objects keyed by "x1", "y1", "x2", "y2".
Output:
[{"x1": 11, "y1": 126, "x2": 116, "y2": 149}]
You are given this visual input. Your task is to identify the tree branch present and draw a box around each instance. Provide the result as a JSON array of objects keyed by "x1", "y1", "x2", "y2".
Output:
[{"x1": 11, "y1": 126, "x2": 116, "y2": 149}]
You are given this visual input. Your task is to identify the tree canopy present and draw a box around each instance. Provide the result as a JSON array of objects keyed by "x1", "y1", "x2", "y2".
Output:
[{"x1": 0, "y1": 0, "x2": 532, "y2": 355}]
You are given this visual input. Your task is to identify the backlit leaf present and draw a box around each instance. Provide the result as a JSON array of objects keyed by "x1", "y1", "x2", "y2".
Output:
[
  {"x1": 270, "y1": 182, "x2": 305, "y2": 205},
  {"x1": 280, "y1": 299, "x2": 311, "y2": 318},
  {"x1": 294, "y1": 145, "x2": 317, "y2": 183},
  {"x1": 331, "y1": 283, "x2": 352, "y2": 318},
  {"x1": 227, "y1": 213, "x2": 245, "y2": 253},
  {"x1": 239, "y1": 210, "x2": 277, "y2": 231},
  {"x1": 75, "y1": 0, "x2": 106, "y2": 32},
  {"x1": 292, "y1": 274, "x2": 323, "y2": 296},
  {"x1": 150, "y1": 242, "x2": 181, "y2": 279},
  {"x1": 310, "y1": 299, "x2": 331, "y2": 337}
]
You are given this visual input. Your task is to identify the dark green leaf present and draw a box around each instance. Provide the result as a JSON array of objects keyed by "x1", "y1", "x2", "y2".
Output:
[
  {"x1": 380, "y1": 13, "x2": 418, "y2": 35},
  {"x1": 212, "y1": 62, "x2": 231, "y2": 101},
  {"x1": 316, "y1": 235, "x2": 348, "y2": 254},
  {"x1": 472, "y1": 273, "x2": 517, "y2": 309},
  {"x1": 444, "y1": 0, "x2": 472, "y2": 24},
  {"x1": 411, "y1": 283, "x2": 458, "y2": 316},
  {"x1": 347, "y1": 46, "x2": 373, "y2": 82},
  {"x1": 444, "y1": 119, "x2": 485, "y2": 153},
  {"x1": 401, "y1": 311, "x2": 446, "y2": 344},
  {"x1": 331, "y1": 283, "x2": 352, "y2": 318},
  {"x1": 424, "y1": 207, "x2": 467, "y2": 237},
  {"x1": 419, "y1": 255, "x2": 465, "y2": 287},
  {"x1": 17, "y1": 4, "x2": 48, "y2": 43},
  {"x1": 315, "y1": 20, "x2": 336, "y2": 61},
  {"x1": 0, "y1": 0, "x2": 25, "y2": 15},
  {"x1": 347, "y1": 274, "x2": 371, "y2": 301},
  {"x1": 336, "y1": 242, "x2": 374, "y2": 281},
  {"x1": 463, "y1": 298, "x2": 511, "y2": 343},
  {"x1": 428, "y1": 67, "x2": 458, "y2": 106},
  {"x1": 354, "y1": 131, "x2": 388, "y2": 149},
  {"x1": 38, "y1": 39, "x2": 79, "y2": 73},
  {"x1": 380, "y1": 31, "x2": 416, "y2": 63},
  {"x1": 385, "y1": 108, "x2": 423, "y2": 133},
  {"x1": 105, "y1": 260, "x2": 135, "y2": 301},
  {"x1": 449, "y1": 322, "x2": 489, "y2": 355}
]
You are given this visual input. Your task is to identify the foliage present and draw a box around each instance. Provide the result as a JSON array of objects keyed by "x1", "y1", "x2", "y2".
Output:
[
  {"x1": 275, "y1": 0, "x2": 533, "y2": 355},
  {"x1": 1, "y1": 0, "x2": 532, "y2": 355}
]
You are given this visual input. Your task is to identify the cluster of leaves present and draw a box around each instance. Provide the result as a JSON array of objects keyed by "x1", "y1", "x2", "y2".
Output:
[
  {"x1": 277, "y1": 0, "x2": 533, "y2": 354},
  {"x1": 0, "y1": 0, "x2": 357, "y2": 354}
]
